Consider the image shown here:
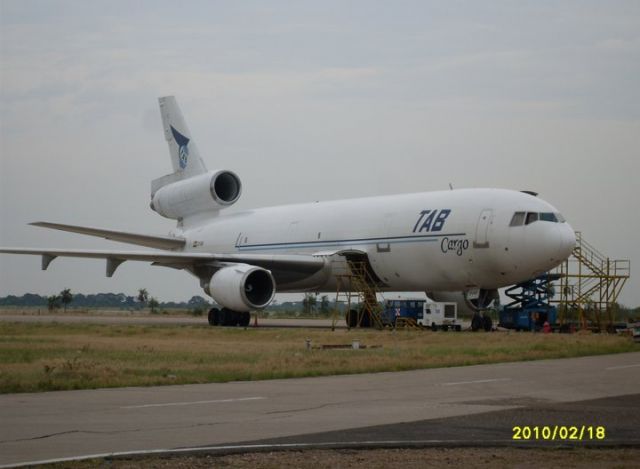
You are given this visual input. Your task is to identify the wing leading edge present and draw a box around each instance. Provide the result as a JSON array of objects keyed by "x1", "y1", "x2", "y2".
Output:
[
  {"x1": 0, "y1": 248, "x2": 326, "y2": 278},
  {"x1": 29, "y1": 222, "x2": 186, "y2": 250}
]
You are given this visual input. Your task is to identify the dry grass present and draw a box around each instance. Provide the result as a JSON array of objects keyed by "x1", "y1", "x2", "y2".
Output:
[{"x1": 0, "y1": 322, "x2": 636, "y2": 393}]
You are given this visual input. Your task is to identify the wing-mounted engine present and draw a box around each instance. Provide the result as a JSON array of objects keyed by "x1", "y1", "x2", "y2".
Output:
[
  {"x1": 150, "y1": 169, "x2": 242, "y2": 220},
  {"x1": 428, "y1": 288, "x2": 499, "y2": 316},
  {"x1": 206, "y1": 263, "x2": 276, "y2": 312}
]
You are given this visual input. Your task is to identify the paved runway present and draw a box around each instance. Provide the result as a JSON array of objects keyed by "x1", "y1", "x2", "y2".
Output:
[
  {"x1": 1, "y1": 352, "x2": 639, "y2": 467},
  {"x1": 246, "y1": 393, "x2": 640, "y2": 448},
  {"x1": 0, "y1": 313, "x2": 341, "y2": 328}
]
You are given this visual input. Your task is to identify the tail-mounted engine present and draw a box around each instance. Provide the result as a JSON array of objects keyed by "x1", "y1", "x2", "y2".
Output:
[{"x1": 151, "y1": 169, "x2": 241, "y2": 220}]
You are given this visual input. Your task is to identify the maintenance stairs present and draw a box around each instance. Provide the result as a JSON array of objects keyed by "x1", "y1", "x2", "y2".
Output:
[
  {"x1": 333, "y1": 260, "x2": 384, "y2": 329},
  {"x1": 552, "y1": 231, "x2": 630, "y2": 331},
  {"x1": 395, "y1": 317, "x2": 421, "y2": 330}
]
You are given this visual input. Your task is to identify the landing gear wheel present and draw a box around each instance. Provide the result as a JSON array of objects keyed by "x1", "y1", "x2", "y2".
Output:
[
  {"x1": 218, "y1": 308, "x2": 228, "y2": 326},
  {"x1": 471, "y1": 313, "x2": 483, "y2": 332},
  {"x1": 346, "y1": 309, "x2": 358, "y2": 328},
  {"x1": 442, "y1": 325, "x2": 449, "y2": 332},
  {"x1": 231, "y1": 310, "x2": 241, "y2": 326},
  {"x1": 240, "y1": 311, "x2": 251, "y2": 327},
  {"x1": 482, "y1": 315, "x2": 493, "y2": 332},
  {"x1": 431, "y1": 323, "x2": 438, "y2": 332},
  {"x1": 360, "y1": 310, "x2": 371, "y2": 328},
  {"x1": 208, "y1": 307, "x2": 220, "y2": 326}
]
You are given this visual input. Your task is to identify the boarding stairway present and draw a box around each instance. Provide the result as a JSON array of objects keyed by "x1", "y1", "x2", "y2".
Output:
[
  {"x1": 334, "y1": 260, "x2": 384, "y2": 329},
  {"x1": 552, "y1": 231, "x2": 630, "y2": 331}
]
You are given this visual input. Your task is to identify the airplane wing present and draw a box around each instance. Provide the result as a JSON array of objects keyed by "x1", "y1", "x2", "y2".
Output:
[
  {"x1": 0, "y1": 248, "x2": 326, "y2": 278},
  {"x1": 29, "y1": 222, "x2": 186, "y2": 250}
]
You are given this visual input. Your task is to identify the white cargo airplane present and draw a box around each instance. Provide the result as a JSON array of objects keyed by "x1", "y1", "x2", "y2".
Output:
[{"x1": 1, "y1": 97, "x2": 576, "y2": 326}]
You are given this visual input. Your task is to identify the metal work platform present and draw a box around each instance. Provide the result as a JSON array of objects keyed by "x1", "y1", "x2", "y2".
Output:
[
  {"x1": 499, "y1": 273, "x2": 560, "y2": 331},
  {"x1": 334, "y1": 260, "x2": 384, "y2": 329},
  {"x1": 551, "y1": 231, "x2": 631, "y2": 331},
  {"x1": 394, "y1": 316, "x2": 421, "y2": 330}
]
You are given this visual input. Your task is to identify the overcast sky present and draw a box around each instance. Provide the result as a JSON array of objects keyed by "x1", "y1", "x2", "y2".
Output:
[{"x1": 1, "y1": 1, "x2": 639, "y2": 306}]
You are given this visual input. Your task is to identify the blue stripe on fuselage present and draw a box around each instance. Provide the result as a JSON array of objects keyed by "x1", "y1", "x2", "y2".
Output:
[{"x1": 235, "y1": 232, "x2": 467, "y2": 251}]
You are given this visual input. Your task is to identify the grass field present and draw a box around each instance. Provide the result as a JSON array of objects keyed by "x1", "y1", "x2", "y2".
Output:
[{"x1": 0, "y1": 322, "x2": 636, "y2": 393}]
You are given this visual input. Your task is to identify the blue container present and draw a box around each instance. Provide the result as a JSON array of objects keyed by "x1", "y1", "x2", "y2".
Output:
[{"x1": 382, "y1": 299, "x2": 425, "y2": 326}]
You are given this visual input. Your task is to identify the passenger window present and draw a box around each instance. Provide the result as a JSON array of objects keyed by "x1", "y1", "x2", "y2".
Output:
[
  {"x1": 510, "y1": 212, "x2": 525, "y2": 226},
  {"x1": 540, "y1": 212, "x2": 558, "y2": 222},
  {"x1": 525, "y1": 212, "x2": 539, "y2": 225}
]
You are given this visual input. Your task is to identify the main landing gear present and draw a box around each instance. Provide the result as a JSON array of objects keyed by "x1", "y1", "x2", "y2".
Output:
[
  {"x1": 208, "y1": 308, "x2": 251, "y2": 327},
  {"x1": 471, "y1": 312, "x2": 493, "y2": 332}
]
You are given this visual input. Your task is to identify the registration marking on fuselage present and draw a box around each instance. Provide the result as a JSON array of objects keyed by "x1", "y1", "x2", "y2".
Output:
[{"x1": 235, "y1": 232, "x2": 467, "y2": 251}]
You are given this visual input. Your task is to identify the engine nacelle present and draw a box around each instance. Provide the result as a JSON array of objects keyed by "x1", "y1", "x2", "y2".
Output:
[
  {"x1": 207, "y1": 264, "x2": 276, "y2": 312},
  {"x1": 428, "y1": 289, "x2": 499, "y2": 316},
  {"x1": 151, "y1": 170, "x2": 241, "y2": 219}
]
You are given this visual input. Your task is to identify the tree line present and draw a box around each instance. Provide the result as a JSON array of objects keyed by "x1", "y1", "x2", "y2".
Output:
[
  {"x1": 0, "y1": 291, "x2": 342, "y2": 317},
  {"x1": 0, "y1": 290, "x2": 212, "y2": 311}
]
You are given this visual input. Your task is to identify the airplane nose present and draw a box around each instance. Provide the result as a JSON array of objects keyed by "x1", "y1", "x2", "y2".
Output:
[{"x1": 559, "y1": 224, "x2": 576, "y2": 260}]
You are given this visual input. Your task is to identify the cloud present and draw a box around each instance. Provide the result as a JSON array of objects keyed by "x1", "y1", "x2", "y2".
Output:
[{"x1": 1, "y1": 1, "x2": 638, "y2": 305}]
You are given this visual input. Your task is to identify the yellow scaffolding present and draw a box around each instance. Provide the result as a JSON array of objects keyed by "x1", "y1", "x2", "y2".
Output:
[
  {"x1": 551, "y1": 231, "x2": 630, "y2": 331},
  {"x1": 395, "y1": 317, "x2": 421, "y2": 330},
  {"x1": 333, "y1": 260, "x2": 384, "y2": 330}
]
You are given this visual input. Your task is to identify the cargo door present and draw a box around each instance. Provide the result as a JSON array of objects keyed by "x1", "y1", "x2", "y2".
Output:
[{"x1": 473, "y1": 209, "x2": 493, "y2": 248}]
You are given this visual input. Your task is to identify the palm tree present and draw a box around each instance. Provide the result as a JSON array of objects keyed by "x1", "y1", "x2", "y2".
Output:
[
  {"x1": 148, "y1": 297, "x2": 160, "y2": 314},
  {"x1": 60, "y1": 288, "x2": 73, "y2": 312},
  {"x1": 319, "y1": 295, "x2": 330, "y2": 317},
  {"x1": 302, "y1": 293, "x2": 317, "y2": 316},
  {"x1": 137, "y1": 288, "x2": 148, "y2": 309},
  {"x1": 47, "y1": 295, "x2": 60, "y2": 312}
]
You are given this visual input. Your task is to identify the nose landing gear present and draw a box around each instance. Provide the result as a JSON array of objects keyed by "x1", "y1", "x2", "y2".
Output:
[{"x1": 471, "y1": 312, "x2": 493, "y2": 332}]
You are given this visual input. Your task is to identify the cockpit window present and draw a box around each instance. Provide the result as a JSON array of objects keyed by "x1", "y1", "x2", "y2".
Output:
[
  {"x1": 513, "y1": 211, "x2": 566, "y2": 226},
  {"x1": 540, "y1": 212, "x2": 558, "y2": 222},
  {"x1": 509, "y1": 212, "x2": 525, "y2": 226},
  {"x1": 511, "y1": 211, "x2": 566, "y2": 226}
]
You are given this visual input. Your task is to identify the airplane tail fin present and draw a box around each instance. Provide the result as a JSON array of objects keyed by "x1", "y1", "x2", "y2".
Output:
[{"x1": 158, "y1": 96, "x2": 207, "y2": 177}]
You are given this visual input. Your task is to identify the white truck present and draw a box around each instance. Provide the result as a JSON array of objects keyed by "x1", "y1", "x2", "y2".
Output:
[{"x1": 417, "y1": 301, "x2": 461, "y2": 331}]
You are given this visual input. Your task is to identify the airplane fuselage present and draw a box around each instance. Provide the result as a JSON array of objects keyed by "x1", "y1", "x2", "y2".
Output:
[{"x1": 182, "y1": 187, "x2": 575, "y2": 293}]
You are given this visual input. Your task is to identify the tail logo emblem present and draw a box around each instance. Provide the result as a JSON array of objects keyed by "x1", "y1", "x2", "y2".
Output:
[{"x1": 170, "y1": 126, "x2": 190, "y2": 169}]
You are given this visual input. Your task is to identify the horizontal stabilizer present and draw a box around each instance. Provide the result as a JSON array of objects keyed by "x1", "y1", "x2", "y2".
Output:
[{"x1": 30, "y1": 222, "x2": 185, "y2": 250}]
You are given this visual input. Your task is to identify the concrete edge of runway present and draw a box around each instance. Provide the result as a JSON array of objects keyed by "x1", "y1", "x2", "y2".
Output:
[{"x1": 4, "y1": 439, "x2": 640, "y2": 468}]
